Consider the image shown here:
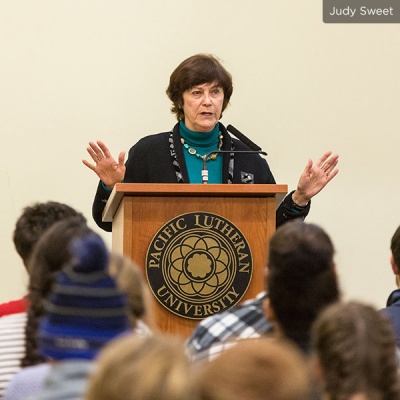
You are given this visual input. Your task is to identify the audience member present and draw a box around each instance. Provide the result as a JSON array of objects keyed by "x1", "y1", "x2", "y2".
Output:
[
  {"x1": 107, "y1": 251, "x2": 157, "y2": 334},
  {"x1": 311, "y1": 301, "x2": 400, "y2": 400},
  {"x1": 265, "y1": 220, "x2": 340, "y2": 354},
  {"x1": 381, "y1": 225, "x2": 400, "y2": 347},
  {"x1": 0, "y1": 313, "x2": 27, "y2": 399},
  {"x1": 0, "y1": 201, "x2": 86, "y2": 317},
  {"x1": 23, "y1": 217, "x2": 92, "y2": 368},
  {"x1": 85, "y1": 334, "x2": 197, "y2": 400},
  {"x1": 4, "y1": 220, "x2": 152, "y2": 400},
  {"x1": 6, "y1": 232, "x2": 132, "y2": 400},
  {"x1": 1, "y1": 218, "x2": 92, "y2": 400},
  {"x1": 188, "y1": 220, "x2": 340, "y2": 362},
  {"x1": 194, "y1": 337, "x2": 310, "y2": 400},
  {"x1": 0, "y1": 203, "x2": 85, "y2": 398},
  {"x1": 186, "y1": 291, "x2": 272, "y2": 358},
  {"x1": 36, "y1": 233, "x2": 132, "y2": 400}
]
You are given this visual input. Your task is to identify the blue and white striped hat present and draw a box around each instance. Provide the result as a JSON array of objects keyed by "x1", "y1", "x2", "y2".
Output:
[{"x1": 38, "y1": 233, "x2": 131, "y2": 360}]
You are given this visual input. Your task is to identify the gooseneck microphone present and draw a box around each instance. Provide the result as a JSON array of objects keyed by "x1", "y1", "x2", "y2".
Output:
[
  {"x1": 201, "y1": 149, "x2": 268, "y2": 184},
  {"x1": 226, "y1": 125, "x2": 264, "y2": 152},
  {"x1": 201, "y1": 125, "x2": 267, "y2": 184}
]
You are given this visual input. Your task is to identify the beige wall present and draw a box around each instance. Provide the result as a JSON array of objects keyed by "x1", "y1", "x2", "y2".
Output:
[{"x1": 1, "y1": 1, "x2": 399, "y2": 308}]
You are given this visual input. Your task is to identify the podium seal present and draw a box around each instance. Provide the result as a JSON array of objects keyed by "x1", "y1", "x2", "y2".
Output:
[{"x1": 146, "y1": 212, "x2": 253, "y2": 319}]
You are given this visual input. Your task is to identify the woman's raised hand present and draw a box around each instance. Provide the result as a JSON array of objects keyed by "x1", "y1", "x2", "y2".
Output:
[
  {"x1": 292, "y1": 150, "x2": 339, "y2": 206},
  {"x1": 82, "y1": 140, "x2": 126, "y2": 189}
]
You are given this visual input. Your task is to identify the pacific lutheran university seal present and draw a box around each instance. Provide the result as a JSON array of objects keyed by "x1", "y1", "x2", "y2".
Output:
[{"x1": 146, "y1": 212, "x2": 253, "y2": 319}]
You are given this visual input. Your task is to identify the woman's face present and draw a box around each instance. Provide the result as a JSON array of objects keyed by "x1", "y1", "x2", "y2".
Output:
[{"x1": 181, "y1": 81, "x2": 224, "y2": 132}]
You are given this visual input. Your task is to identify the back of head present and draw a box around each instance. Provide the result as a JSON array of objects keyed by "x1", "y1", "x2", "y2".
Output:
[
  {"x1": 195, "y1": 338, "x2": 310, "y2": 400},
  {"x1": 267, "y1": 221, "x2": 340, "y2": 349},
  {"x1": 391, "y1": 225, "x2": 400, "y2": 267},
  {"x1": 85, "y1": 334, "x2": 195, "y2": 400},
  {"x1": 28, "y1": 217, "x2": 93, "y2": 301},
  {"x1": 107, "y1": 253, "x2": 154, "y2": 330},
  {"x1": 166, "y1": 53, "x2": 233, "y2": 120},
  {"x1": 312, "y1": 301, "x2": 400, "y2": 400},
  {"x1": 38, "y1": 233, "x2": 131, "y2": 361},
  {"x1": 13, "y1": 201, "x2": 86, "y2": 268},
  {"x1": 23, "y1": 216, "x2": 93, "y2": 366}
]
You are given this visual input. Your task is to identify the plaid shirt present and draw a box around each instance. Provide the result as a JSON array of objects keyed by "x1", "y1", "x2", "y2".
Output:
[{"x1": 186, "y1": 292, "x2": 273, "y2": 362}]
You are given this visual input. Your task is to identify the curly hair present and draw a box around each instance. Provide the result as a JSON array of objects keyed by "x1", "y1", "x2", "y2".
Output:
[
  {"x1": 166, "y1": 53, "x2": 233, "y2": 121},
  {"x1": 312, "y1": 301, "x2": 400, "y2": 400},
  {"x1": 13, "y1": 201, "x2": 86, "y2": 268}
]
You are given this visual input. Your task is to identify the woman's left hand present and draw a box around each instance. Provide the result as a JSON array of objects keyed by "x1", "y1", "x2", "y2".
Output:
[{"x1": 292, "y1": 151, "x2": 339, "y2": 206}]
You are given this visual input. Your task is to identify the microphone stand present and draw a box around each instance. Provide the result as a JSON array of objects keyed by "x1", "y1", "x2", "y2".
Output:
[{"x1": 201, "y1": 150, "x2": 268, "y2": 184}]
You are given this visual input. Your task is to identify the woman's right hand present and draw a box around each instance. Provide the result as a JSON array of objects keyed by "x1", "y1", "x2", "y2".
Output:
[{"x1": 82, "y1": 140, "x2": 126, "y2": 189}]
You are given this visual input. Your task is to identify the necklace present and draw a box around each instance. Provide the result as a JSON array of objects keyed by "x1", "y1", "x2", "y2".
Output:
[{"x1": 181, "y1": 134, "x2": 223, "y2": 161}]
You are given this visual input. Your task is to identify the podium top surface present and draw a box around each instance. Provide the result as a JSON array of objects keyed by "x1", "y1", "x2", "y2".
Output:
[{"x1": 103, "y1": 183, "x2": 288, "y2": 222}]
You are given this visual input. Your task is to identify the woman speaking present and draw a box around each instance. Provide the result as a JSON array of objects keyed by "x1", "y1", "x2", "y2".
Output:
[{"x1": 83, "y1": 54, "x2": 338, "y2": 232}]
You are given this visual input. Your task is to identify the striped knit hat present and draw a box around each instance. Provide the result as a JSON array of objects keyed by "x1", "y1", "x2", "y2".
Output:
[{"x1": 38, "y1": 233, "x2": 131, "y2": 360}]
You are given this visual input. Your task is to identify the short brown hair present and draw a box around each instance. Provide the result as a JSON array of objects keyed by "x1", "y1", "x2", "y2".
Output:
[
  {"x1": 166, "y1": 54, "x2": 233, "y2": 121},
  {"x1": 267, "y1": 221, "x2": 339, "y2": 343},
  {"x1": 391, "y1": 225, "x2": 400, "y2": 267}
]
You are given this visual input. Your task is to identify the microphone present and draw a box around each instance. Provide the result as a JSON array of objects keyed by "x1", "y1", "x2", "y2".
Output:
[
  {"x1": 226, "y1": 125, "x2": 264, "y2": 152},
  {"x1": 201, "y1": 150, "x2": 268, "y2": 184}
]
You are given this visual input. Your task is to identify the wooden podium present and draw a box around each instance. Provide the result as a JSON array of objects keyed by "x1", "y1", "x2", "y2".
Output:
[{"x1": 103, "y1": 183, "x2": 287, "y2": 338}]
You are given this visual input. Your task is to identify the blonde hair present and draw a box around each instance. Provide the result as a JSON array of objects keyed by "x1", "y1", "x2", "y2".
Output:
[
  {"x1": 108, "y1": 253, "x2": 157, "y2": 331},
  {"x1": 85, "y1": 334, "x2": 197, "y2": 400},
  {"x1": 195, "y1": 338, "x2": 310, "y2": 400}
]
